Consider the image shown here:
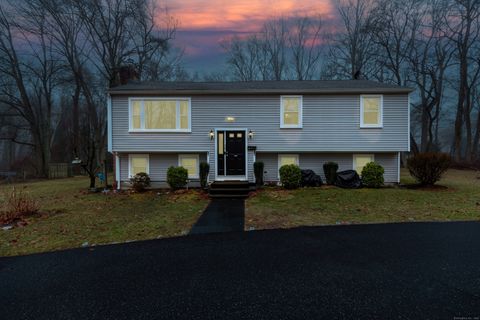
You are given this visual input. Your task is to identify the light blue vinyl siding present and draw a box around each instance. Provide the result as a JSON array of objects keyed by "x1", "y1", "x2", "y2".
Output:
[
  {"x1": 257, "y1": 152, "x2": 399, "y2": 183},
  {"x1": 119, "y1": 152, "x2": 399, "y2": 186},
  {"x1": 111, "y1": 94, "x2": 409, "y2": 153}
]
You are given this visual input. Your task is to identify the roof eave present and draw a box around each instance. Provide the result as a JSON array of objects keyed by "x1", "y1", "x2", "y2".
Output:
[{"x1": 108, "y1": 88, "x2": 414, "y2": 95}]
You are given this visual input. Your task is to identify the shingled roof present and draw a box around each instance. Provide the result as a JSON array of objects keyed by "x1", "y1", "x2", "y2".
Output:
[{"x1": 109, "y1": 80, "x2": 413, "y2": 95}]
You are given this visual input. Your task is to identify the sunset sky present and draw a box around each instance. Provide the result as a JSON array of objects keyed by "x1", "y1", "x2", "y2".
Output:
[{"x1": 164, "y1": 0, "x2": 337, "y2": 73}]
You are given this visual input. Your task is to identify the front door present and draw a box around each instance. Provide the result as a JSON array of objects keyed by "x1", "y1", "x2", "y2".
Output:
[{"x1": 217, "y1": 130, "x2": 246, "y2": 177}]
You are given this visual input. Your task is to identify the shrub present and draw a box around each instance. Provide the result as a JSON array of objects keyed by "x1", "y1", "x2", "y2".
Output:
[
  {"x1": 361, "y1": 162, "x2": 384, "y2": 188},
  {"x1": 0, "y1": 187, "x2": 39, "y2": 224},
  {"x1": 279, "y1": 164, "x2": 302, "y2": 189},
  {"x1": 167, "y1": 166, "x2": 188, "y2": 190},
  {"x1": 129, "y1": 172, "x2": 151, "y2": 192},
  {"x1": 253, "y1": 161, "x2": 264, "y2": 186},
  {"x1": 407, "y1": 152, "x2": 451, "y2": 186},
  {"x1": 199, "y1": 162, "x2": 210, "y2": 188},
  {"x1": 323, "y1": 162, "x2": 339, "y2": 184}
]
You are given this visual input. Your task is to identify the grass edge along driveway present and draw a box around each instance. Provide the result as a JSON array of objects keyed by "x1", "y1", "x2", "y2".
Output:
[
  {"x1": 245, "y1": 169, "x2": 480, "y2": 230},
  {"x1": 0, "y1": 177, "x2": 208, "y2": 257}
]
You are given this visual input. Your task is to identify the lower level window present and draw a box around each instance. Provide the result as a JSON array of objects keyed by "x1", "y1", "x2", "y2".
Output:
[
  {"x1": 179, "y1": 154, "x2": 199, "y2": 179},
  {"x1": 278, "y1": 154, "x2": 299, "y2": 176},
  {"x1": 129, "y1": 154, "x2": 149, "y2": 176},
  {"x1": 353, "y1": 154, "x2": 374, "y2": 175}
]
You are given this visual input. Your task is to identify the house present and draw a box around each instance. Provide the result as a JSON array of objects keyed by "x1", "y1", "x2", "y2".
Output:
[{"x1": 108, "y1": 80, "x2": 412, "y2": 189}]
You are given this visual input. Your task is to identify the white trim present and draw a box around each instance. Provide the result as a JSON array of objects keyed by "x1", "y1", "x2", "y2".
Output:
[
  {"x1": 397, "y1": 151, "x2": 401, "y2": 183},
  {"x1": 115, "y1": 153, "x2": 120, "y2": 190},
  {"x1": 280, "y1": 95, "x2": 303, "y2": 129},
  {"x1": 128, "y1": 97, "x2": 192, "y2": 133},
  {"x1": 107, "y1": 95, "x2": 113, "y2": 152},
  {"x1": 214, "y1": 128, "x2": 248, "y2": 181},
  {"x1": 360, "y1": 94, "x2": 383, "y2": 128},
  {"x1": 352, "y1": 154, "x2": 375, "y2": 175},
  {"x1": 128, "y1": 154, "x2": 150, "y2": 177},
  {"x1": 407, "y1": 93, "x2": 411, "y2": 151},
  {"x1": 277, "y1": 154, "x2": 300, "y2": 178},
  {"x1": 206, "y1": 151, "x2": 210, "y2": 183},
  {"x1": 178, "y1": 154, "x2": 200, "y2": 179}
]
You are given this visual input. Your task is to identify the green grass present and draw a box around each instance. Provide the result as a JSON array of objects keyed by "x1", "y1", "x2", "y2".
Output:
[
  {"x1": 246, "y1": 169, "x2": 480, "y2": 230},
  {"x1": 0, "y1": 177, "x2": 208, "y2": 256}
]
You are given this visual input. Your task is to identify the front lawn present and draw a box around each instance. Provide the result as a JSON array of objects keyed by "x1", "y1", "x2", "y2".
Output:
[
  {"x1": 0, "y1": 177, "x2": 208, "y2": 256},
  {"x1": 245, "y1": 169, "x2": 480, "y2": 230}
]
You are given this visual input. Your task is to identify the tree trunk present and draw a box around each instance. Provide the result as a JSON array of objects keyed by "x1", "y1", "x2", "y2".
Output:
[
  {"x1": 89, "y1": 174, "x2": 96, "y2": 189},
  {"x1": 420, "y1": 102, "x2": 430, "y2": 152},
  {"x1": 72, "y1": 83, "x2": 81, "y2": 157}
]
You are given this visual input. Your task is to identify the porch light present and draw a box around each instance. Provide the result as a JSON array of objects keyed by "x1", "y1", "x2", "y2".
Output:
[
  {"x1": 209, "y1": 129, "x2": 214, "y2": 140},
  {"x1": 225, "y1": 116, "x2": 235, "y2": 122},
  {"x1": 248, "y1": 130, "x2": 254, "y2": 139}
]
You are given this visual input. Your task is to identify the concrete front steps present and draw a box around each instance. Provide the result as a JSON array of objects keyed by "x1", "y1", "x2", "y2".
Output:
[{"x1": 208, "y1": 181, "x2": 256, "y2": 198}]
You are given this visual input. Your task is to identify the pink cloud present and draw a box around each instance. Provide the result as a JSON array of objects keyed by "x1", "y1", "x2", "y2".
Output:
[
  {"x1": 165, "y1": 0, "x2": 334, "y2": 31},
  {"x1": 161, "y1": 0, "x2": 337, "y2": 72}
]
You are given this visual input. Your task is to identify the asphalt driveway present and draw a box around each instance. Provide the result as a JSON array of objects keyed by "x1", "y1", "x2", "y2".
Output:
[
  {"x1": 1, "y1": 222, "x2": 479, "y2": 319},
  {"x1": 189, "y1": 198, "x2": 245, "y2": 234}
]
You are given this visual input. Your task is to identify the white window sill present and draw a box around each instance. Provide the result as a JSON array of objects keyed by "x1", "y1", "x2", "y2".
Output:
[
  {"x1": 280, "y1": 125, "x2": 303, "y2": 129},
  {"x1": 129, "y1": 129, "x2": 192, "y2": 133},
  {"x1": 360, "y1": 125, "x2": 383, "y2": 129}
]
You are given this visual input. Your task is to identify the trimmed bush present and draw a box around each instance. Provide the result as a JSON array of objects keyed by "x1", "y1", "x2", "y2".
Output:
[
  {"x1": 361, "y1": 162, "x2": 384, "y2": 188},
  {"x1": 199, "y1": 162, "x2": 210, "y2": 188},
  {"x1": 167, "y1": 166, "x2": 188, "y2": 190},
  {"x1": 279, "y1": 164, "x2": 302, "y2": 189},
  {"x1": 407, "y1": 152, "x2": 451, "y2": 186},
  {"x1": 254, "y1": 161, "x2": 264, "y2": 186},
  {"x1": 323, "y1": 162, "x2": 339, "y2": 185},
  {"x1": 129, "y1": 172, "x2": 151, "y2": 192}
]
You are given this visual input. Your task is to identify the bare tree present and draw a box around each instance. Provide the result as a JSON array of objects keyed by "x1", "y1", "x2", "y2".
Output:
[
  {"x1": 222, "y1": 35, "x2": 262, "y2": 81},
  {"x1": 223, "y1": 16, "x2": 324, "y2": 81},
  {"x1": 0, "y1": 2, "x2": 62, "y2": 177},
  {"x1": 326, "y1": 0, "x2": 378, "y2": 79},
  {"x1": 447, "y1": 0, "x2": 480, "y2": 161},
  {"x1": 406, "y1": 0, "x2": 453, "y2": 152},
  {"x1": 288, "y1": 16, "x2": 323, "y2": 80}
]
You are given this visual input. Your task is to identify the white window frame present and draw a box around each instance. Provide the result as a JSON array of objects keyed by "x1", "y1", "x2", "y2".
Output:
[
  {"x1": 280, "y1": 95, "x2": 303, "y2": 129},
  {"x1": 178, "y1": 154, "x2": 200, "y2": 179},
  {"x1": 278, "y1": 154, "x2": 299, "y2": 178},
  {"x1": 128, "y1": 97, "x2": 192, "y2": 133},
  {"x1": 353, "y1": 154, "x2": 374, "y2": 175},
  {"x1": 128, "y1": 154, "x2": 150, "y2": 177},
  {"x1": 360, "y1": 94, "x2": 383, "y2": 128}
]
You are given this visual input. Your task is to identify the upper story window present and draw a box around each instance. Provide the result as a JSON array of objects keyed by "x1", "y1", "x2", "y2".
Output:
[
  {"x1": 360, "y1": 95, "x2": 383, "y2": 128},
  {"x1": 280, "y1": 96, "x2": 303, "y2": 128},
  {"x1": 129, "y1": 98, "x2": 191, "y2": 132}
]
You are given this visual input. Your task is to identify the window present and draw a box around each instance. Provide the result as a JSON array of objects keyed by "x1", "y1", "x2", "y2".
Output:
[
  {"x1": 360, "y1": 95, "x2": 383, "y2": 128},
  {"x1": 129, "y1": 154, "x2": 149, "y2": 177},
  {"x1": 278, "y1": 154, "x2": 299, "y2": 176},
  {"x1": 353, "y1": 154, "x2": 374, "y2": 175},
  {"x1": 179, "y1": 154, "x2": 199, "y2": 179},
  {"x1": 281, "y1": 96, "x2": 302, "y2": 128},
  {"x1": 129, "y1": 98, "x2": 191, "y2": 132}
]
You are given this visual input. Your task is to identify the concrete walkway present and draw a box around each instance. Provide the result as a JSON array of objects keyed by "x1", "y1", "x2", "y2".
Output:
[{"x1": 189, "y1": 198, "x2": 245, "y2": 234}]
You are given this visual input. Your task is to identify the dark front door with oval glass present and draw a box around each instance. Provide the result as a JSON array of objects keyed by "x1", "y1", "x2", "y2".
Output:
[{"x1": 217, "y1": 130, "x2": 246, "y2": 176}]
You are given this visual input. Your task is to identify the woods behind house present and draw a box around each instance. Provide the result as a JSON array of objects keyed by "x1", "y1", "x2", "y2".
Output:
[{"x1": 1, "y1": 0, "x2": 479, "y2": 180}]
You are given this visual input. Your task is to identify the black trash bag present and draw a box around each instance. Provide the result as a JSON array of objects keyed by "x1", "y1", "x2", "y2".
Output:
[
  {"x1": 301, "y1": 169, "x2": 323, "y2": 187},
  {"x1": 335, "y1": 170, "x2": 362, "y2": 189}
]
